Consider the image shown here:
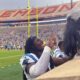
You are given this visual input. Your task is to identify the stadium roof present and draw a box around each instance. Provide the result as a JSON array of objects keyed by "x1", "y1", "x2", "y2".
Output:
[{"x1": 0, "y1": 1, "x2": 80, "y2": 23}]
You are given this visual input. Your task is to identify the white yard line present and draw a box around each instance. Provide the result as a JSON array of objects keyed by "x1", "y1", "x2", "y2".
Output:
[
  {"x1": 0, "y1": 63, "x2": 18, "y2": 69},
  {"x1": 0, "y1": 55, "x2": 21, "y2": 59}
]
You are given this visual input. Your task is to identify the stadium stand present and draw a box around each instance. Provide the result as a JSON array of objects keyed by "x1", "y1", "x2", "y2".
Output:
[
  {"x1": 0, "y1": 1, "x2": 79, "y2": 22},
  {"x1": 0, "y1": 1, "x2": 80, "y2": 49},
  {"x1": 0, "y1": 23, "x2": 65, "y2": 49}
]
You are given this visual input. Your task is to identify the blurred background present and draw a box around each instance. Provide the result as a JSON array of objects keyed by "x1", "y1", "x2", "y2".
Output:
[{"x1": 0, "y1": 0, "x2": 79, "y2": 80}]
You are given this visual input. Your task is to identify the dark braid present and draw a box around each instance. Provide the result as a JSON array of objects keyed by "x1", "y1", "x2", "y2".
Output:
[{"x1": 64, "y1": 16, "x2": 80, "y2": 58}]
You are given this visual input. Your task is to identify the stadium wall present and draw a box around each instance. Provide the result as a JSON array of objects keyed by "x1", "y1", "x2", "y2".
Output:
[{"x1": 0, "y1": 1, "x2": 80, "y2": 25}]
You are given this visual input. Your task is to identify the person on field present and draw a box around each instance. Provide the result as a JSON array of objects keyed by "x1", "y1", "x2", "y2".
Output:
[{"x1": 20, "y1": 36, "x2": 71, "y2": 80}]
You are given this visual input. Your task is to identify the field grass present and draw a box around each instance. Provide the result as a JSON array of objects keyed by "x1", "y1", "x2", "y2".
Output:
[{"x1": 0, "y1": 49, "x2": 24, "y2": 80}]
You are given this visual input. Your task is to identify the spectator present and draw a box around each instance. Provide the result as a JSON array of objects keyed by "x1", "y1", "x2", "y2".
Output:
[
  {"x1": 20, "y1": 36, "x2": 69, "y2": 80},
  {"x1": 64, "y1": 9, "x2": 80, "y2": 58}
]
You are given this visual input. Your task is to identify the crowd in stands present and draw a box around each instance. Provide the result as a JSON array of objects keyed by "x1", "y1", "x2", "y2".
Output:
[{"x1": 0, "y1": 23, "x2": 66, "y2": 49}]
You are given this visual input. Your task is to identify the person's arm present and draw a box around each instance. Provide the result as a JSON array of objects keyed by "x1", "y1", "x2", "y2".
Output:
[
  {"x1": 25, "y1": 35, "x2": 56, "y2": 78},
  {"x1": 52, "y1": 56, "x2": 71, "y2": 66},
  {"x1": 28, "y1": 46, "x2": 51, "y2": 78}
]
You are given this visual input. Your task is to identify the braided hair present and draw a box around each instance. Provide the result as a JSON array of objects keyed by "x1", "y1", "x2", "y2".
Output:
[{"x1": 64, "y1": 9, "x2": 80, "y2": 58}]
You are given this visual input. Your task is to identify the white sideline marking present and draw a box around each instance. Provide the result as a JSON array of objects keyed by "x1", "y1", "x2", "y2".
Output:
[
  {"x1": 0, "y1": 63, "x2": 18, "y2": 69},
  {"x1": 1, "y1": 67, "x2": 5, "y2": 69},
  {"x1": 0, "y1": 55, "x2": 21, "y2": 59},
  {"x1": 7, "y1": 65, "x2": 11, "y2": 67}
]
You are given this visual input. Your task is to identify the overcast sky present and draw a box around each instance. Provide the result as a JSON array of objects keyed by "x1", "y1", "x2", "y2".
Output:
[{"x1": 0, "y1": 0, "x2": 79, "y2": 10}]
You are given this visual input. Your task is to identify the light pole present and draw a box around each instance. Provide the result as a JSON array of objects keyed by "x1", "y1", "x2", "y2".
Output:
[
  {"x1": 36, "y1": 6, "x2": 39, "y2": 38},
  {"x1": 27, "y1": 0, "x2": 31, "y2": 38},
  {"x1": 71, "y1": 0, "x2": 73, "y2": 9}
]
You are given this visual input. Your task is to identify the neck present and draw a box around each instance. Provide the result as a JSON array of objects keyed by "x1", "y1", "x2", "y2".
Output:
[{"x1": 34, "y1": 51, "x2": 43, "y2": 58}]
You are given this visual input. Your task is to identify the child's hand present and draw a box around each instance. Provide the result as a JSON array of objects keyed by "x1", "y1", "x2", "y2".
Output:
[{"x1": 47, "y1": 34, "x2": 57, "y2": 49}]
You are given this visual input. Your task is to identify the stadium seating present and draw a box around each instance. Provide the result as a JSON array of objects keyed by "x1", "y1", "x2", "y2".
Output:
[
  {"x1": 0, "y1": 23, "x2": 65, "y2": 49},
  {"x1": 0, "y1": 1, "x2": 79, "y2": 22},
  {"x1": 0, "y1": 1, "x2": 80, "y2": 49}
]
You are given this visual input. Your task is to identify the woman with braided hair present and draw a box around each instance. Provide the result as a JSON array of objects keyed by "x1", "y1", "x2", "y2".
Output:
[
  {"x1": 20, "y1": 35, "x2": 70, "y2": 80},
  {"x1": 64, "y1": 9, "x2": 80, "y2": 58}
]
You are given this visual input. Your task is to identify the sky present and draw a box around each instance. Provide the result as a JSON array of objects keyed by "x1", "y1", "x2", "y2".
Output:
[{"x1": 0, "y1": 0, "x2": 79, "y2": 10}]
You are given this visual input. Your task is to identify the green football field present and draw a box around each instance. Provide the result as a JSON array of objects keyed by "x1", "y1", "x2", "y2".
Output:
[{"x1": 0, "y1": 49, "x2": 24, "y2": 80}]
